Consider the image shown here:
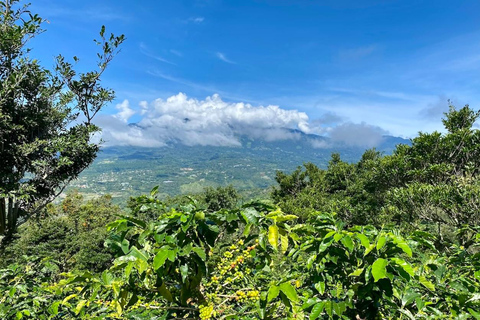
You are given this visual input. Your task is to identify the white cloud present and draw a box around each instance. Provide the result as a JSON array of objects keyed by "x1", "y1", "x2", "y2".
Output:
[
  {"x1": 328, "y1": 122, "x2": 388, "y2": 148},
  {"x1": 113, "y1": 100, "x2": 135, "y2": 123},
  {"x1": 216, "y1": 52, "x2": 236, "y2": 64},
  {"x1": 98, "y1": 93, "x2": 391, "y2": 148},
  {"x1": 139, "y1": 43, "x2": 176, "y2": 65}
]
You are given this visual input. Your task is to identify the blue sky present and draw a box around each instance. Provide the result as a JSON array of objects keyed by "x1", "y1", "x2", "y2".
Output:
[{"x1": 27, "y1": 0, "x2": 480, "y2": 145}]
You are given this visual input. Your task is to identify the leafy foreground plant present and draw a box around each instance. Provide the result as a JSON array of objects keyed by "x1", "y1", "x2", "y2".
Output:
[{"x1": 1, "y1": 187, "x2": 479, "y2": 319}]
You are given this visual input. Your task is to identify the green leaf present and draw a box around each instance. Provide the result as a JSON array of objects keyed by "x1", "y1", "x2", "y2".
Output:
[
  {"x1": 268, "y1": 224, "x2": 279, "y2": 250},
  {"x1": 390, "y1": 234, "x2": 412, "y2": 257},
  {"x1": 357, "y1": 233, "x2": 371, "y2": 249},
  {"x1": 325, "y1": 301, "x2": 333, "y2": 317},
  {"x1": 314, "y1": 281, "x2": 326, "y2": 295},
  {"x1": 418, "y1": 275, "x2": 435, "y2": 291},
  {"x1": 468, "y1": 308, "x2": 480, "y2": 320},
  {"x1": 267, "y1": 285, "x2": 280, "y2": 302},
  {"x1": 371, "y1": 258, "x2": 388, "y2": 282},
  {"x1": 153, "y1": 248, "x2": 170, "y2": 270},
  {"x1": 121, "y1": 238, "x2": 130, "y2": 254},
  {"x1": 334, "y1": 232, "x2": 343, "y2": 242},
  {"x1": 279, "y1": 282, "x2": 298, "y2": 303},
  {"x1": 129, "y1": 246, "x2": 148, "y2": 262},
  {"x1": 376, "y1": 235, "x2": 387, "y2": 251},
  {"x1": 180, "y1": 264, "x2": 189, "y2": 282},
  {"x1": 241, "y1": 207, "x2": 261, "y2": 224},
  {"x1": 101, "y1": 270, "x2": 114, "y2": 285},
  {"x1": 150, "y1": 186, "x2": 159, "y2": 196},
  {"x1": 158, "y1": 282, "x2": 173, "y2": 302},
  {"x1": 75, "y1": 299, "x2": 87, "y2": 315},
  {"x1": 48, "y1": 301, "x2": 61, "y2": 315},
  {"x1": 280, "y1": 233, "x2": 289, "y2": 254},
  {"x1": 390, "y1": 258, "x2": 415, "y2": 277},
  {"x1": 192, "y1": 247, "x2": 206, "y2": 261},
  {"x1": 364, "y1": 243, "x2": 375, "y2": 256},
  {"x1": 340, "y1": 234, "x2": 354, "y2": 252},
  {"x1": 349, "y1": 268, "x2": 364, "y2": 277},
  {"x1": 333, "y1": 301, "x2": 346, "y2": 316},
  {"x1": 309, "y1": 302, "x2": 325, "y2": 320}
]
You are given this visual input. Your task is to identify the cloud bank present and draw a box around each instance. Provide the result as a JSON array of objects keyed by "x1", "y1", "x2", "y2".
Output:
[{"x1": 97, "y1": 93, "x2": 389, "y2": 148}]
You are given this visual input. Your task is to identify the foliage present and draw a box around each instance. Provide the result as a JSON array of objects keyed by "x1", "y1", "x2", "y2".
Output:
[
  {"x1": 0, "y1": 0, "x2": 124, "y2": 237},
  {"x1": 2, "y1": 187, "x2": 475, "y2": 319},
  {"x1": 273, "y1": 104, "x2": 480, "y2": 240},
  {"x1": 0, "y1": 191, "x2": 123, "y2": 273},
  {"x1": 204, "y1": 185, "x2": 240, "y2": 212}
]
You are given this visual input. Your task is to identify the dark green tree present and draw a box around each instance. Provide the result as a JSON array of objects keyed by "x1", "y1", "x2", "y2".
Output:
[
  {"x1": 0, "y1": 0, "x2": 124, "y2": 237},
  {"x1": 204, "y1": 185, "x2": 240, "y2": 212}
]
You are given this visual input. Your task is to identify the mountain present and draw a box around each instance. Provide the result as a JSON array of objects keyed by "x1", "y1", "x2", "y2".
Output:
[{"x1": 65, "y1": 133, "x2": 410, "y2": 203}]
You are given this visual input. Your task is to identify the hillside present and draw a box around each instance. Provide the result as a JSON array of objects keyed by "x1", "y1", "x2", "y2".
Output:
[{"x1": 65, "y1": 133, "x2": 410, "y2": 201}]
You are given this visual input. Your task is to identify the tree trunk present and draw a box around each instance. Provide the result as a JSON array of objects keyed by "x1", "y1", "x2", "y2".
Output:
[
  {"x1": 0, "y1": 198, "x2": 5, "y2": 235},
  {"x1": 5, "y1": 197, "x2": 19, "y2": 236}
]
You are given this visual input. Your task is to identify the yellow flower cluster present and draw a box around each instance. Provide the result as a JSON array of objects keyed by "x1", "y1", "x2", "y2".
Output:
[{"x1": 199, "y1": 303, "x2": 216, "y2": 320}]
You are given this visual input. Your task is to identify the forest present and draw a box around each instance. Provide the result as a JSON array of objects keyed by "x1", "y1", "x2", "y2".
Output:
[{"x1": 1, "y1": 1, "x2": 480, "y2": 319}]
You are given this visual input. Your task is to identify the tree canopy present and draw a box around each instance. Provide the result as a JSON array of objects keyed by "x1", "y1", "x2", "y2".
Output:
[{"x1": 0, "y1": 0, "x2": 124, "y2": 237}]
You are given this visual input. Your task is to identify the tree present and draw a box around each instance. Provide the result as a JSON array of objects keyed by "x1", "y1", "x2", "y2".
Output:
[{"x1": 0, "y1": 0, "x2": 124, "y2": 237}]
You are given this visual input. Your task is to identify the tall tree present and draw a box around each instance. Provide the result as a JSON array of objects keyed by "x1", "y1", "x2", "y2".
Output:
[{"x1": 0, "y1": 0, "x2": 124, "y2": 237}]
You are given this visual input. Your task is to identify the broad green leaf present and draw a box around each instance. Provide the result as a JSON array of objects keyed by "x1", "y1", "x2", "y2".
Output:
[
  {"x1": 192, "y1": 247, "x2": 206, "y2": 261},
  {"x1": 153, "y1": 248, "x2": 170, "y2": 270},
  {"x1": 62, "y1": 294, "x2": 78, "y2": 305},
  {"x1": 267, "y1": 285, "x2": 280, "y2": 302},
  {"x1": 467, "y1": 293, "x2": 480, "y2": 303},
  {"x1": 121, "y1": 238, "x2": 130, "y2": 254},
  {"x1": 357, "y1": 233, "x2": 371, "y2": 249},
  {"x1": 48, "y1": 301, "x2": 61, "y2": 315},
  {"x1": 318, "y1": 239, "x2": 334, "y2": 253},
  {"x1": 129, "y1": 246, "x2": 148, "y2": 262},
  {"x1": 334, "y1": 233, "x2": 344, "y2": 242},
  {"x1": 268, "y1": 224, "x2": 279, "y2": 250},
  {"x1": 418, "y1": 275, "x2": 435, "y2": 291},
  {"x1": 150, "y1": 186, "x2": 159, "y2": 196},
  {"x1": 341, "y1": 234, "x2": 354, "y2": 252},
  {"x1": 468, "y1": 308, "x2": 480, "y2": 320},
  {"x1": 75, "y1": 299, "x2": 87, "y2": 315},
  {"x1": 241, "y1": 207, "x2": 261, "y2": 224},
  {"x1": 101, "y1": 270, "x2": 114, "y2": 285},
  {"x1": 314, "y1": 281, "x2": 326, "y2": 295},
  {"x1": 180, "y1": 264, "x2": 189, "y2": 282},
  {"x1": 302, "y1": 298, "x2": 319, "y2": 310},
  {"x1": 158, "y1": 282, "x2": 173, "y2": 302},
  {"x1": 167, "y1": 248, "x2": 177, "y2": 262},
  {"x1": 333, "y1": 301, "x2": 346, "y2": 316},
  {"x1": 243, "y1": 223, "x2": 252, "y2": 236},
  {"x1": 280, "y1": 233, "x2": 289, "y2": 254},
  {"x1": 276, "y1": 214, "x2": 298, "y2": 222},
  {"x1": 372, "y1": 258, "x2": 388, "y2": 282},
  {"x1": 364, "y1": 244, "x2": 375, "y2": 256},
  {"x1": 279, "y1": 282, "x2": 298, "y2": 302},
  {"x1": 399, "y1": 308, "x2": 416, "y2": 320},
  {"x1": 390, "y1": 234, "x2": 412, "y2": 257},
  {"x1": 376, "y1": 235, "x2": 387, "y2": 251},
  {"x1": 349, "y1": 268, "x2": 364, "y2": 277},
  {"x1": 309, "y1": 302, "x2": 325, "y2": 320},
  {"x1": 323, "y1": 230, "x2": 336, "y2": 239},
  {"x1": 401, "y1": 289, "x2": 420, "y2": 307},
  {"x1": 325, "y1": 301, "x2": 333, "y2": 317},
  {"x1": 390, "y1": 258, "x2": 414, "y2": 277}
]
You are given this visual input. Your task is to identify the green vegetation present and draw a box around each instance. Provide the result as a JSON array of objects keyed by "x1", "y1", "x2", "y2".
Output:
[
  {"x1": 0, "y1": 0, "x2": 124, "y2": 238},
  {"x1": 1, "y1": 1, "x2": 480, "y2": 319},
  {"x1": 64, "y1": 136, "x2": 408, "y2": 204}
]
